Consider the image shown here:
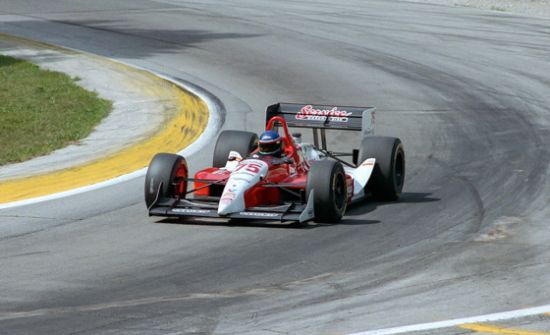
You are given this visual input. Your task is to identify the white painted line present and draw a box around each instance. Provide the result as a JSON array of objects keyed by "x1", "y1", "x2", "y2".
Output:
[
  {"x1": 348, "y1": 304, "x2": 550, "y2": 335},
  {"x1": 0, "y1": 168, "x2": 147, "y2": 210},
  {"x1": 0, "y1": 66, "x2": 222, "y2": 210}
]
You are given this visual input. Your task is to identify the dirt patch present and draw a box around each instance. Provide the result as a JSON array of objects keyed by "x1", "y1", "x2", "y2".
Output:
[{"x1": 474, "y1": 216, "x2": 527, "y2": 242}]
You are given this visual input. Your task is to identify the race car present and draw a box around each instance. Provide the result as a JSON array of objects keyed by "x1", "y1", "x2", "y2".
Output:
[{"x1": 144, "y1": 103, "x2": 405, "y2": 223}]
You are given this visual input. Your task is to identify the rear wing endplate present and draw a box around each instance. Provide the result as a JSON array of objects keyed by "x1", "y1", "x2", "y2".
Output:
[{"x1": 266, "y1": 102, "x2": 375, "y2": 133}]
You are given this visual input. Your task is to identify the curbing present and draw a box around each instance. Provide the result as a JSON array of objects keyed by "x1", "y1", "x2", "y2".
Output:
[{"x1": 0, "y1": 34, "x2": 220, "y2": 208}]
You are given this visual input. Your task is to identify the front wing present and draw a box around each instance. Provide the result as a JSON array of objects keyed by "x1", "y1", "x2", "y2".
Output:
[{"x1": 149, "y1": 192, "x2": 315, "y2": 223}]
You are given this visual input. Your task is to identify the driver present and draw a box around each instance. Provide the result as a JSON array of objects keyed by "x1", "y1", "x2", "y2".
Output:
[
  {"x1": 258, "y1": 130, "x2": 283, "y2": 157},
  {"x1": 254, "y1": 130, "x2": 294, "y2": 165}
]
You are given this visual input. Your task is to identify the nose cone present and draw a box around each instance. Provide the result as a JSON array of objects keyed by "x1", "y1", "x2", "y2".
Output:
[
  {"x1": 218, "y1": 187, "x2": 245, "y2": 216},
  {"x1": 217, "y1": 200, "x2": 236, "y2": 216},
  {"x1": 217, "y1": 158, "x2": 267, "y2": 216}
]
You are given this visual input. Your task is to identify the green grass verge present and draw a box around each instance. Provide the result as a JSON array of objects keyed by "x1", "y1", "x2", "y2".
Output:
[{"x1": 0, "y1": 55, "x2": 112, "y2": 166}]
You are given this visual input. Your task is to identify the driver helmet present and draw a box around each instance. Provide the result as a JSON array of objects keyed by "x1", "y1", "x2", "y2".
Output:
[{"x1": 258, "y1": 130, "x2": 283, "y2": 156}]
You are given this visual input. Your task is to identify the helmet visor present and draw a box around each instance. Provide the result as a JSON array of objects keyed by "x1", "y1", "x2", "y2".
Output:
[{"x1": 259, "y1": 141, "x2": 280, "y2": 154}]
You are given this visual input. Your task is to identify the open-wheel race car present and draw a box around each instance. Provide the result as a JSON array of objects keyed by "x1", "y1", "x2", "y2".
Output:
[{"x1": 145, "y1": 103, "x2": 405, "y2": 224}]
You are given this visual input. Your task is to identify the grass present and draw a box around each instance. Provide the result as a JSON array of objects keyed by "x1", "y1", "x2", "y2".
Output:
[{"x1": 0, "y1": 55, "x2": 112, "y2": 166}]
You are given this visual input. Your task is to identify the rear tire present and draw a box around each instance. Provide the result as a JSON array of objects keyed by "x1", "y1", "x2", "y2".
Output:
[
  {"x1": 212, "y1": 130, "x2": 258, "y2": 167},
  {"x1": 360, "y1": 136, "x2": 405, "y2": 201},
  {"x1": 306, "y1": 160, "x2": 348, "y2": 223},
  {"x1": 144, "y1": 153, "x2": 188, "y2": 208}
]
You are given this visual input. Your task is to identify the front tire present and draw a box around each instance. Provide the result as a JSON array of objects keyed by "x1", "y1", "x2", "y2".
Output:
[
  {"x1": 361, "y1": 136, "x2": 405, "y2": 201},
  {"x1": 306, "y1": 160, "x2": 348, "y2": 223},
  {"x1": 212, "y1": 130, "x2": 258, "y2": 167},
  {"x1": 144, "y1": 153, "x2": 188, "y2": 208}
]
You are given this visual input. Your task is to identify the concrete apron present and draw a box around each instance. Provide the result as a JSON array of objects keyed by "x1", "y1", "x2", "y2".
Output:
[{"x1": 0, "y1": 33, "x2": 209, "y2": 205}]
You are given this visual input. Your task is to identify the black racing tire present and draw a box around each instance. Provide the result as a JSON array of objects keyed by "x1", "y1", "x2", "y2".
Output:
[
  {"x1": 306, "y1": 160, "x2": 348, "y2": 223},
  {"x1": 144, "y1": 153, "x2": 188, "y2": 208},
  {"x1": 360, "y1": 136, "x2": 405, "y2": 201},
  {"x1": 212, "y1": 130, "x2": 259, "y2": 167}
]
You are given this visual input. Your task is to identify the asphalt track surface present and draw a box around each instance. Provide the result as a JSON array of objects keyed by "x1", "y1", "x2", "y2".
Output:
[{"x1": 1, "y1": 1, "x2": 550, "y2": 334}]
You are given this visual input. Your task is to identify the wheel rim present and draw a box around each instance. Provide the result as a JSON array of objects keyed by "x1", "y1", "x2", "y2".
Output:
[
  {"x1": 394, "y1": 148, "x2": 405, "y2": 190},
  {"x1": 333, "y1": 171, "x2": 346, "y2": 211},
  {"x1": 173, "y1": 163, "x2": 187, "y2": 196}
]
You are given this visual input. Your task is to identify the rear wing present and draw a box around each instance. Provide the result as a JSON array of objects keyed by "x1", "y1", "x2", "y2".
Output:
[
  {"x1": 265, "y1": 103, "x2": 375, "y2": 133},
  {"x1": 266, "y1": 103, "x2": 376, "y2": 167}
]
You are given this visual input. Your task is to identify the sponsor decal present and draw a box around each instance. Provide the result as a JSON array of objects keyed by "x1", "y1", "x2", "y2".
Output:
[
  {"x1": 296, "y1": 105, "x2": 352, "y2": 123},
  {"x1": 238, "y1": 211, "x2": 280, "y2": 218},
  {"x1": 220, "y1": 190, "x2": 236, "y2": 205},
  {"x1": 172, "y1": 208, "x2": 212, "y2": 214}
]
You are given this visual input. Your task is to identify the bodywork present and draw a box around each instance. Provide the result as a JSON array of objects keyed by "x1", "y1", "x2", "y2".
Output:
[{"x1": 148, "y1": 103, "x2": 377, "y2": 223}]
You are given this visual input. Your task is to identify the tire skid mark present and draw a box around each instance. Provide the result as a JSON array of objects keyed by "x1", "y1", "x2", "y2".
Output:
[{"x1": 0, "y1": 272, "x2": 336, "y2": 321}]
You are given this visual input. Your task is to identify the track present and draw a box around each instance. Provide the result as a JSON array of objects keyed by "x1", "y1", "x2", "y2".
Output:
[{"x1": 1, "y1": 1, "x2": 550, "y2": 334}]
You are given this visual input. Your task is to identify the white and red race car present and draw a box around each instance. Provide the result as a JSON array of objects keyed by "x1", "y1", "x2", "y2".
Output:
[{"x1": 145, "y1": 103, "x2": 405, "y2": 223}]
